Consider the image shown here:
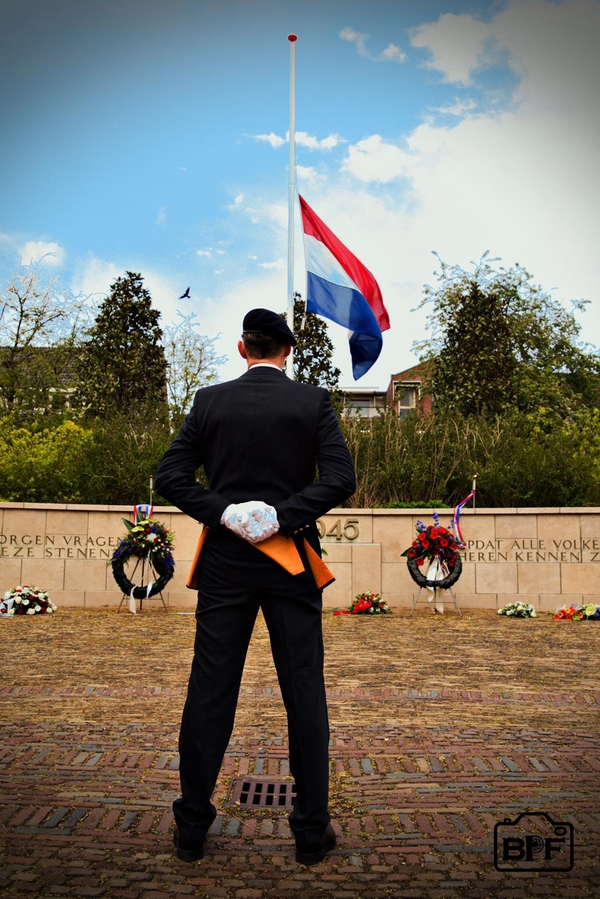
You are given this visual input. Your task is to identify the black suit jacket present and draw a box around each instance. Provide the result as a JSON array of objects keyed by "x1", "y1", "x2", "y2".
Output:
[{"x1": 154, "y1": 366, "x2": 356, "y2": 540}]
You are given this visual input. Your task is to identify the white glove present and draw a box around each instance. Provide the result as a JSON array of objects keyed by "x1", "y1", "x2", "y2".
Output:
[{"x1": 220, "y1": 500, "x2": 280, "y2": 544}]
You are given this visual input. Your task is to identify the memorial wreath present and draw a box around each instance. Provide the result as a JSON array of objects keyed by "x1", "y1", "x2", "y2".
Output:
[
  {"x1": 402, "y1": 513, "x2": 464, "y2": 590},
  {"x1": 110, "y1": 517, "x2": 175, "y2": 599}
]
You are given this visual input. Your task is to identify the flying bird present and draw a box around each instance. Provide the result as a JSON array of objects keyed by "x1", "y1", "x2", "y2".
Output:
[{"x1": 179, "y1": 287, "x2": 191, "y2": 299}]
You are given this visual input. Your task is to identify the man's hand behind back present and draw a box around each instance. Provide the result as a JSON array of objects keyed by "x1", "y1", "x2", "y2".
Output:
[{"x1": 220, "y1": 501, "x2": 280, "y2": 544}]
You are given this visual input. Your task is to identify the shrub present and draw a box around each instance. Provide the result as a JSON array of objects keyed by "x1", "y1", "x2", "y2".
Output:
[
  {"x1": 340, "y1": 407, "x2": 600, "y2": 508},
  {"x1": 0, "y1": 415, "x2": 172, "y2": 505},
  {"x1": 0, "y1": 419, "x2": 94, "y2": 502}
]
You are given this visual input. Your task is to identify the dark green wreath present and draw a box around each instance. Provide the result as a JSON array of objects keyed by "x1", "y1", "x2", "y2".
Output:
[
  {"x1": 406, "y1": 552, "x2": 462, "y2": 590},
  {"x1": 110, "y1": 518, "x2": 175, "y2": 599}
]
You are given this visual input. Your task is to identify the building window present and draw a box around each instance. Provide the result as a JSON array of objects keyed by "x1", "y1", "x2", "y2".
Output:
[
  {"x1": 344, "y1": 398, "x2": 374, "y2": 418},
  {"x1": 341, "y1": 393, "x2": 387, "y2": 419},
  {"x1": 395, "y1": 382, "x2": 420, "y2": 418}
]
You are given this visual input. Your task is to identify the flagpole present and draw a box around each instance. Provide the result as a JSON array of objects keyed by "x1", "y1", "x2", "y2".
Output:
[{"x1": 286, "y1": 33, "x2": 297, "y2": 379}]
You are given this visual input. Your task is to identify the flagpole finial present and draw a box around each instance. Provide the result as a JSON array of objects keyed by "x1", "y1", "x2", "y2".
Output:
[{"x1": 288, "y1": 33, "x2": 297, "y2": 41}]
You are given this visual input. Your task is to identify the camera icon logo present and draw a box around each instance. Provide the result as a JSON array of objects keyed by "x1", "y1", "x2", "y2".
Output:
[{"x1": 494, "y1": 811, "x2": 574, "y2": 871}]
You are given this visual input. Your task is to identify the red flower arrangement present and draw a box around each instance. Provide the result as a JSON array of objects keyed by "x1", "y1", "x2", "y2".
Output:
[
  {"x1": 403, "y1": 515, "x2": 465, "y2": 591},
  {"x1": 406, "y1": 525, "x2": 461, "y2": 568},
  {"x1": 554, "y1": 603, "x2": 600, "y2": 621},
  {"x1": 333, "y1": 592, "x2": 391, "y2": 616}
]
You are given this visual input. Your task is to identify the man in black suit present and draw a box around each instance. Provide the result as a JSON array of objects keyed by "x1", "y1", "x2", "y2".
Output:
[{"x1": 154, "y1": 308, "x2": 356, "y2": 866}]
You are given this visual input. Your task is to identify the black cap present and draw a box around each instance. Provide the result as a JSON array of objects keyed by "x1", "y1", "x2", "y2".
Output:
[{"x1": 242, "y1": 308, "x2": 296, "y2": 346}]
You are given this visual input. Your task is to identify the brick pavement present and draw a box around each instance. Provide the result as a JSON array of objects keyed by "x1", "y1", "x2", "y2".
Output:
[{"x1": 1, "y1": 608, "x2": 599, "y2": 898}]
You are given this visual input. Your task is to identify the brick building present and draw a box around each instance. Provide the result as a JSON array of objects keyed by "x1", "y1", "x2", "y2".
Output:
[{"x1": 341, "y1": 361, "x2": 432, "y2": 419}]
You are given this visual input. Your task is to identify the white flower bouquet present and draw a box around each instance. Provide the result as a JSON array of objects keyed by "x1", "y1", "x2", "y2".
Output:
[
  {"x1": 1, "y1": 586, "x2": 57, "y2": 616},
  {"x1": 497, "y1": 601, "x2": 537, "y2": 618}
]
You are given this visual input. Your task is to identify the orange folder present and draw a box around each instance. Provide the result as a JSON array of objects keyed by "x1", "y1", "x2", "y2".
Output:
[{"x1": 186, "y1": 528, "x2": 334, "y2": 591}]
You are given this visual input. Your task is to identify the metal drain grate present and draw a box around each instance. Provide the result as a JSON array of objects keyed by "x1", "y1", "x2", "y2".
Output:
[{"x1": 226, "y1": 777, "x2": 297, "y2": 809}]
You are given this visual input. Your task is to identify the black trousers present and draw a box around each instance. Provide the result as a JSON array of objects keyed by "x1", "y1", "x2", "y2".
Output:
[{"x1": 174, "y1": 530, "x2": 330, "y2": 843}]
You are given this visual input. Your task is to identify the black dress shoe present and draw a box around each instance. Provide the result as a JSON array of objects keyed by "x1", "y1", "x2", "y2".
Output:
[
  {"x1": 173, "y1": 826, "x2": 204, "y2": 862},
  {"x1": 295, "y1": 823, "x2": 336, "y2": 865}
]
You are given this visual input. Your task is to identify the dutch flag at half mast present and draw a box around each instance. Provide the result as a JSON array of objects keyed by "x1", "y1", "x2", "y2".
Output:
[{"x1": 299, "y1": 195, "x2": 390, "y2": 380}]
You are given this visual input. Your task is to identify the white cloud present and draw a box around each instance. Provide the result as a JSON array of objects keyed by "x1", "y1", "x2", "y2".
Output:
[
  {"x1": 249, "y1": 131, "x2": 342, "y2": 151},
  {"x1": 379, "y1": 43, "x2": 407, "y2": 63},
  {"x1": 340, "y1": 26, "x2": 407, "y2": 63},
  {"x1": 340, "y1": 26, "x2": 370, "y2": 57},
  {"x1": 0, "y1": 232, "x2": 19, "y2": 266},
  {"x1": 236, "y1": 198, "x2": 286, "y2": 230},
  {"x1": 263, "y1": 202, "x2": 287, "y2": 229},
  {"x1": 227, "y1": 190, "x2": 286, "y2": 236},
  {"x1": 432, "y1": 98, "x2": 477, "y2": 117},
  {"x1": 71, "y1": 255, "x2": 120, "y2": 299},
  {"x1": 410, "y1": 0, "x2": 600, "y2": 103},
  {"x1": 252, "y1": 132, "x2": 286, "y2": 148},
  {"x1": 297, "y1": 165, "x2": 321, "y2": 183},
  {"x1": 258, "y1": 259, "x2": 284, "y2": 270},
  {"x1": 197, "y1": 248, "x2": 213, "y2": 257},
  {"x1": 200, "y1": 271, "x2": 288, "y2": 382},
  {"x1": 20, "y1": 240, "x2": 66, "y2": 267},
  {"x1": 494, "y1": 0, "x2": 600, "y2": 114},
  {"x1": 228, "y1": 193, "x2": 255, "y2": 216},
  {"x1": 295, "y1": 131, "x2": 342, "y2": 151},
  {"x1": 71, "y1": 258, "x2": 184, "y2": 327},
  {"x1": 143, "y1": 270, "x2": 186, "y2": 322},
  {"x1": 410, "y1": 13, "x2": 492, "y2": 85},
  {"x1": 341, "y1": 135, "x2": 413, "y2": 183},
  {"x1": 156, "y1": 207, "x2": 167, "y2": 225}
]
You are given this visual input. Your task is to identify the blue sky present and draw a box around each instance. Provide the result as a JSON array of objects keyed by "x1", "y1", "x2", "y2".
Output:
[{"x1": 1, "y1": 0, "x2": 599, "y2": 389}]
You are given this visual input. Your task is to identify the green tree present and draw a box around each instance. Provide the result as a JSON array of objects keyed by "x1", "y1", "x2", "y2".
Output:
[
  {"x1": 163, "y1": 312, "x2": 226, "y2": 428},
  {"x1": 284, "y1": 293, "x2": 341, "y2": 390},
  {"x1": 84, "y1": 414, "x2": 172, "y2": 504},
  {"x1": 0, "y1": 265, "x2": 89, "y2": 422},
  {"x1": 0, "y1": 418, "x2": 95, "y2": 502},
  {"x1": 414, "y1": 253, "x2": 600, "y2": 417},
  {"x1": 77, "y1": 272, "x2": 168, "y2": 422}
]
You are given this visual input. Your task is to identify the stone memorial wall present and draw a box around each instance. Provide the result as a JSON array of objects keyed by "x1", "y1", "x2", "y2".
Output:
[{"x1": 1, "y1": 503, "x2": 599, "y2": 611}]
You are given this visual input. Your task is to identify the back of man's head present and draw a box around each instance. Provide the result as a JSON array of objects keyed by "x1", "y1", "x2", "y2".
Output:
[
  {"x1": 242, "y1": 331, "x2": 289, "y2": 359},
  {"x1": 241, "y1": 308, "x2": 296, "y2": 360}
]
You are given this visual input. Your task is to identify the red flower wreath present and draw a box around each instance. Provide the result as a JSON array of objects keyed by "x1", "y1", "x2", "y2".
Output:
[{"x1": 403, "y1": 523, "x2": 464, "y2": 590}]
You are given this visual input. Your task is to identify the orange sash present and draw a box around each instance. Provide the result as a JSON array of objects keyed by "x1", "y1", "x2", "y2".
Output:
[{"x1": 186, "y1": 528, "x2": 334, "y2": 591}]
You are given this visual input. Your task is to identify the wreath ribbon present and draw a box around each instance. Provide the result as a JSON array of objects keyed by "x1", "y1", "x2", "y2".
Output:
[
  {"x1": 407, "y1": 552, "x2": 462, "y2": 590},
  {"x1": 128, "y1": 581, "x2": 156, "y2": 614},
  {"x1": 452, "y1": 489, "x2": 475, "y2": 543},
  {"x1": 133, "y1": 504, "x2": 154, "y2": 524}
]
